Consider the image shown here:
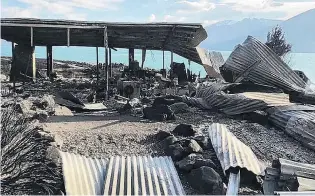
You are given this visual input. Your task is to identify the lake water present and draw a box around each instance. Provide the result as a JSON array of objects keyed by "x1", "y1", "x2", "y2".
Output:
[{"x1": 1, "y1": 40, "x2": 314, "y2": 82}]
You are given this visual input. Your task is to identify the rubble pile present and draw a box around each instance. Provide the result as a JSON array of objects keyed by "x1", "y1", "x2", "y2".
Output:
[{"x1": 155, "y1": 125, "x2": 225, "y2": 195}]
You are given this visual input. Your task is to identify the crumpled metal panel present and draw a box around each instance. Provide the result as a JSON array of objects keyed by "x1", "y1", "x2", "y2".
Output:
[
  {"x1": 196, "y1": 48, "x2": 224, "y2": 79},
  {"x1": 208, "y1": 123, "x2": 265, "y2": 176},
  {"x1": 221, "y1": 36, "x2": 306, "y2": 93},
  {"x1": 268, "y1": 106, "x2": 315, "y2": 151},
  {"x1": 182, "y1": 82, "x2": 292, "y2": 115},
  {"x1": 275, "y1": 158, "x2": 315, "y2": 180},
  {"x1": 60, "y1": 152, "x2": 185, "y2": 195},
  {"x1": 226, "y1": 171, "x2": 240, "y2": 195},
  {"x1": 60, "y1": 151, "x2": 108, "y2": 195}
]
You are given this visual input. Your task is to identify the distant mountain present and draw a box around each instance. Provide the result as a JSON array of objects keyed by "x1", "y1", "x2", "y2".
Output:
[{"x1": 201, "y1": 9, "x2": 315, "y2": 53}]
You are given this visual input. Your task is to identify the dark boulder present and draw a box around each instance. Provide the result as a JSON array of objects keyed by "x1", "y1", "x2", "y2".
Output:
[
  {"x1": 167, "y1": 143, "x2": 187, "y2": 161},
  {"x1": 143, "y1": 104, "x2": 175, "y2": 121},
  {"x1": 152, "y1": 97, "x2": 181, "y2": 107},
  {"x1": 163, "y1": 136, "x2": 178, "y2": 146},
  {"x1": 172, "y1": 124, "x2": 196, "y2": 137},
  {"x1": 156, "y1": 130, "x2": 172, "y2": 141},
  {"x1": 188, "y1": 166, "x2": 224, "y2": 195},
  {"x1": 176, "y1": 153, "x2": 203, "y2": 172},
  {"x1": 194, "y1": 159, "x2": 216, "y2": 169}
]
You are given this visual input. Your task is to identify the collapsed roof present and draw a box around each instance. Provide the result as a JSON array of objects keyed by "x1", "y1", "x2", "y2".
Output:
[{"x1": 0, "y1": 18, "x2": 208, "y2": 65}]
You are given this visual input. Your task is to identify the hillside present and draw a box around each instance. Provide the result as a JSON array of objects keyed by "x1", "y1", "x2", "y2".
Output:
[{"x1": 201, "y1": 9, "x2": 315, "y2": 53}]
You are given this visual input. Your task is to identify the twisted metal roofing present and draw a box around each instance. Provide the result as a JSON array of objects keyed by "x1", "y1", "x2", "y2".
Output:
[
  {"x1": 267, "y1": 105, "x2": 315, "y2": 151},
  {"x1": 182, "y1": 82, "x2": 292, "y2": 115},
  {"x1": 207, "y1": 123, "x2": 265, "y2": 176},
  {"x1": 60, "y1": 152, "x2": 185, "y2": 195},
  {"x1": 221, "y1": 36, "x2": 306, "y2": 93}
]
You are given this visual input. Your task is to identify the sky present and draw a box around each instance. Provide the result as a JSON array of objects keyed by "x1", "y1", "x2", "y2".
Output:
[{"x1": 1, "y1": 0, "x2": 315, "y2": 26}]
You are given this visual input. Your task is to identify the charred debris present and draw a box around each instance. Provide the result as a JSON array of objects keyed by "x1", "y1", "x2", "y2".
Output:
[{"x1": 1, "y1": 18, "x2": 315, "y2": 195}]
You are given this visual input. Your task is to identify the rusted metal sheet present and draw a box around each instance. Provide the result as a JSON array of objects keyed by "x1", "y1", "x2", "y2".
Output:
[
  {"x1": 268, "y1": 106, "x2": 315, "y2": 151},
  {"x1": 221, "y1": 36, "x2": 306, "y2": 93},
  {"x1": 207, "y1": 123, "x2": 265, "y2": 176},
  {"x1": 60, "y1": 152, "x2": 185, "y2": 195}
]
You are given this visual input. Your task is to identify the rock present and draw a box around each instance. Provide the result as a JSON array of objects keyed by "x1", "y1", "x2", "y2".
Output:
[
  {"x1": 34, "y1": 110, "x2": 49, "y2": 122},
  {"x1": 172, "y1": 124, "x2": 196, "y2": 137},
  {"x1": 169, "y1": 102, "x2": 190, "y2": 114},
  {"x1": 194, "y1": 136, "x2": 209, "y2": 149},
  {"x1": 167, "y1": 143, "x2": 187, "y2": 161},
  {"x1": 15, "y1": 99, "x2": 33, "y2": 114},
  {"x1": 153, "y1": 97, "x2": 180, "y2": 106},
  {"x1": 51, "y1": 135, "x2": 63, "y2": 148},
  {"x1": 188, "y1": 139, "x2": 203, "y2": 153},
  {"x1": 188, "y1": 166, "x2": 224, "y2": 195},
  {"x1": 194, "y1": 159, "x2": 216, "y2": 169},
  {"x1": 143, "y1": 104, "x2": 175, "y2": 121},
  {"x1": 164, "y1": 136, "x2": 178, "y2": 146},
  {"x1": 41, "y1": 95, "x2": 56, "y2": 114},
  {"x1": 176, "y1": 153, "x2": 204, "y2": 172},
  {"x1": 156, "y1": 130, "x2": 172, "y2": 141},
  {"x1": 176, "y1": 138, "x2": 191, "y2": 147}
]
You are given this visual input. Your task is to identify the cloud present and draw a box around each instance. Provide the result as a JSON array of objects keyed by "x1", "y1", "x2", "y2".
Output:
[
  {"x1": 148, "y1": 14, "x2": 156, "y2": 22},
  {"x1": 203, "y1": 19, "x2": 219, "y2": 26},
  {"x1": 176, "y1": 0, "x2": 216, "y2": 14},
  {"x1": 219, "y1": 0, "x2": 315, "y2": 19},
  {"x1": 163, "y1": 15, "x2": 186, "y2": 22},
  {"x1": 2, "y1": 0, "x2": 124, "y2": 20}
]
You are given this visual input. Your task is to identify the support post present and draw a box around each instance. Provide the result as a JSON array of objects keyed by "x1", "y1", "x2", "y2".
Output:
[
  {"x1": 11, "y1": 42, "x2": 16, "y2": 90},
  {"x1": 163, "y1": 50, "x2": 165, "y2": 69},
  {"x1": 67, "y1": 28, "x2": 70, "y2": 47},
  {"x1": 109, "y1": 48, "x2": 112, "y2": 77},
  {"x1": 104, "y1": 26, "x2": 109, "y2": 100},
  {"x1": 96, "y1": 47, "x2": 99, "y2": 86},
  {"x1": 30, "y1": 27, "x2": 33, "y2": 47},
  {"x1": 129, "y1": 48, "x2": 134, "y2": 68},
  {"x1": 32, "y1": 46, "x2": 36, "y2": 81},
  {"x1": 47, "y1": 46, "x2": 53, "y2": 80},
  {"x1": 171, "y1": 50, "x2": 174, "y2": 65},
  {"x1": 141, "y1": 48, "x2": 146, "y2": 69}
]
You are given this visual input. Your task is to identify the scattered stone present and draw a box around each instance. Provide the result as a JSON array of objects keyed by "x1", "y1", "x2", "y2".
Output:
[
  {"x1": 188, "y1": 139, "x2": 203, "y2": 153},
  {"x1": 188, "y1": 166, "x2": 224, "y2": 195},
  {"x1": 164, "y1": 136, "x2": 178, "y2": 146},
  {"x1": 34, "y1": 110, "x2": 49, "y2": 122},
  {"x1": 169, "y1": 102, "x2": 190, "y2": 114},
  {"x1": 167, "y1": 143, "x2": 187, "y2": 161},
  {"x1": 172, "y1": 124, "x2": 196, "y2": 137},
  {"x1": 194, "y1": 136, "x2": 209, "y2": 149},
  {"x1": 46, "y1": 146, "x2": 62, "y2": 167},
  {"x1": 143, "y1": 104, "x2": 175, "y2": 121},
  {"x1": 176, "y1": 153, "x2": 204, "y2": 172},
  {"x1": 194, "y1": 158, "x2": 216, "y2": 169},
  {"x1": 156, "y1": 130, "x2": 172, "y2": 141}
]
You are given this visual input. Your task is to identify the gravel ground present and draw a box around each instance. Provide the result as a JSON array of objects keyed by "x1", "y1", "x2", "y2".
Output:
[{"x1": 44, "y1": 106, "x2": 315, "y2": 195}]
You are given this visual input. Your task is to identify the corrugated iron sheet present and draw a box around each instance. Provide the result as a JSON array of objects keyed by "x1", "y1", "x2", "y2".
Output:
[
  {"x1": 207, "y1": 123, "x2": 265, "y2": 176},
  {"x1": 221, "y1": 36, "x2": 306, "y2": 93},
  {"x1": 226, "y1": 171, "x2": 240, "y2": 195},
  {"x1": 182, "y1": 82, "x2": 292, "y2": 115},
  {"x1": 268, "y1": 106, "x2": 315, "y2": 151},
  {"x1": 196, "y1": 48, "x2": 224, "y2": 79},
  {"x1": 274, "y1": 158, "x2": 315, "y2": 180},
  {"x1": 60, "y1": 152, "x2": 185, "y2": 195},
  {"x1": 275, "y1": 191, "x2": 315, "y2": 195}
]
